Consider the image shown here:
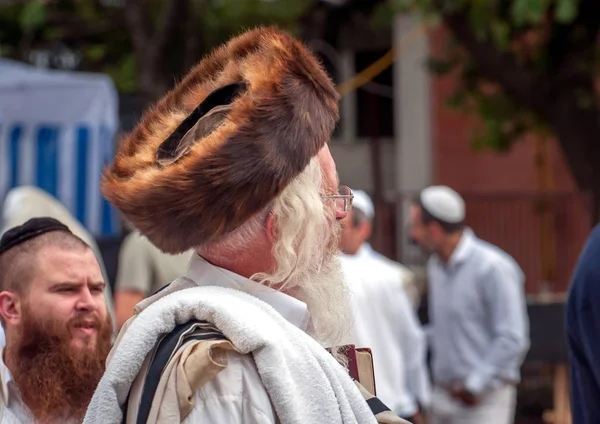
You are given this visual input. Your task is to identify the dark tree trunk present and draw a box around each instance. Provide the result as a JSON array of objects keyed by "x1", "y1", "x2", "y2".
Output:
[
  {"x1": 123, "y1": 0, "x2": 191, "y2": 101},
  {"x1": 542, "y1": 89, "x2": 600, "y2": 222}
]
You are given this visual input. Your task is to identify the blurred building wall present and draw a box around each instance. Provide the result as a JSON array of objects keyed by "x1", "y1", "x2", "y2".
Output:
[{"x1": 329, "y1": 17, "x2": 590, "y2": 294}]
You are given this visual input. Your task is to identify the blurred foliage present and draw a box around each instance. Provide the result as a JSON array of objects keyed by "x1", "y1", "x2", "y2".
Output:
[
  {"x1": 0, "y1": 0, "x2": 312, "y2": 95},
  {"x1": 202, "y1": 0, "x2": 309, "y2": 46},
  {"x1": 372, "y1": 0, "x2": 596, "y2": 155}
]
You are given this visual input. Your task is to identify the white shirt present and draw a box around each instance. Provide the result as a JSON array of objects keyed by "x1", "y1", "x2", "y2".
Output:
[
  {"x1": 427, "y1": 229, "x2": 530, "y2": 394},
  {"x1": 340, "y1": 251, "x2": 431, "y2": 417},
  {"x1": 181, "y1": 254, "x2": 310, "y2": 423},
  {"x1": 0, "y1": 349, "x2": 32, "y2": 424},
  {"x1": 357, "y1": 244, "x2": 421, "y2": 308}
]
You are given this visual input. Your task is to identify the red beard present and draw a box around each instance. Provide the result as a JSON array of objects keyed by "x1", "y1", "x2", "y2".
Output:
[{"x1": 5, "y1": 304, "x2": 112, "y2": 423}]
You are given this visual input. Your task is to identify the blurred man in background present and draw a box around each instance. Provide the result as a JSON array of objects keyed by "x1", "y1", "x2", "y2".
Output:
[
  {"x1": 0, "y1": 218, "x2": 112, "y2": 423},
  {"x1": 340, "y1": 190, "x2": 421, "y2": 307},
  {"x1": 340, "y1": 190, "x2": 431, "y2": 423},
  {"x1": 409, "y1": 185, "x2": 529, "y2": 424},
  {"x1": 114, "y1": 231, "x2": 192, "y2": 328}
]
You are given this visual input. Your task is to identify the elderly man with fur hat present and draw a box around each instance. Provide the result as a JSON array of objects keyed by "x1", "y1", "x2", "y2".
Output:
[{"x1": 83, "y1": 28, "x2": 408, "y2": 424}]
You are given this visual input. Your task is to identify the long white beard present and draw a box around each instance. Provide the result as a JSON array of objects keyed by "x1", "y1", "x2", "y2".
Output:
[{"x1": 291, "y1": 254, "x2": 354, "y2": 348}]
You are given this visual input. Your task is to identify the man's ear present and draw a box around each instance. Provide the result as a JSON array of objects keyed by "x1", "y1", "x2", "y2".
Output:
[
  {"x1": 265, "y1": 211, "x2": 277, "y2": 245},
  {"x1": 430, "y1": 222, "x2": 445, "y2": 240},
  {"x1": 0, "y1": 291, "x2": 22, "y2": 326},
  {"x1": 359, "y1": 221, "x2": 373, "y2": 243}
]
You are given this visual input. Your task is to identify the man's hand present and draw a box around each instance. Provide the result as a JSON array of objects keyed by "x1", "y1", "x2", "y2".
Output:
[{"x1": 450, "y1": 386, "x2": 479, "y2": 407}]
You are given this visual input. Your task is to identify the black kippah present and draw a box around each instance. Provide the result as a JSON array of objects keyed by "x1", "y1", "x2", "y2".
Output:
[{"x1": 0, "y1": 217, "x2": 72, "y2": 255}]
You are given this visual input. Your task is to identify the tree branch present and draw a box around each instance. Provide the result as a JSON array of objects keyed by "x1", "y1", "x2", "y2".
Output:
[
  {"x1": 547, "y1": 0, "x2": 600, "y2": 87},
  {"x1": 151, "y1": 0, "x2": 190, "y2": 67},
  {"x1": 123, "y1": 0, "x2": 190, "y2": 99},
  {"x1": 123, "y1": 0, "x2": 152, "y2": 60},
  {"x1": 183, "y1": 2, "x2": 204, "y2": 71}
]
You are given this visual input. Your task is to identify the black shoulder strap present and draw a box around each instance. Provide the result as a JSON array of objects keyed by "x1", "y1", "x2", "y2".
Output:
[{"x1": 131, "y1": 319, "x2": 227, "y2": 424}]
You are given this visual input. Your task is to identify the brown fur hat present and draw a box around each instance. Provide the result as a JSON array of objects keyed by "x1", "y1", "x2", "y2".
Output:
[{"x1": 102, "y1": 26, "x2": 340, "y2": 254}]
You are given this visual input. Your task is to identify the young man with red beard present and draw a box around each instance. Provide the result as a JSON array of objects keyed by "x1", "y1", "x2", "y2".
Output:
[{"x1": 0, "y1": 217, "x2": 113, "y2": 423}]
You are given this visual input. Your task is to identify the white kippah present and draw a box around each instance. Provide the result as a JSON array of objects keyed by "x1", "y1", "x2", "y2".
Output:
[
  {"x1": 351, "y1": 190, "x2": 374, "y2": 221},
  {"x1": 420, "y1": 185, "x2": 465, "y2": 223}
]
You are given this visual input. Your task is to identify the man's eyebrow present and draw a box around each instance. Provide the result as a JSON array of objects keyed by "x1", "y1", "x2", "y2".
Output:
[{"x1": 50, "y1": 282, "x2": 81, "y2": 289}]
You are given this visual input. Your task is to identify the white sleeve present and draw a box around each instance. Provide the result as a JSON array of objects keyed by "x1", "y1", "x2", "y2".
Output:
[
  {"x1": 183, "y1": 396, "x2": 275, "y2": 424},
  {"x1": 396, "y1": 289, "x2": 432, "y2": 409}
]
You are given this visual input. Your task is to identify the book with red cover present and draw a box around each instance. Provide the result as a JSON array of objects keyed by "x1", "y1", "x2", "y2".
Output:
[{"x1": 343, "y1": 344, "x2": 377, "y2": 396}]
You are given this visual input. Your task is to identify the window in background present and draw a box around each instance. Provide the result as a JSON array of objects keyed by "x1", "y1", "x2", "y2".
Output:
[{"x1": 355, "y1": 49, "x2": 394, "y2": 138}]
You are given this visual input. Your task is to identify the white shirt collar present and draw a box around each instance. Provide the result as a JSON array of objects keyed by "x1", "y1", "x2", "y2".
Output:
[
  {"x1": 448, "y1": 228, "x2": 476, "y2": 266},
  {"x1": 355, "y1": 244, "x2": 373, "y2": 261},
  {"x1": 0, "y1": 349, "x2": 11, "y2": 405},
  {"x1": 185, "y1": 254, "x2": 310, "y2": 331}
]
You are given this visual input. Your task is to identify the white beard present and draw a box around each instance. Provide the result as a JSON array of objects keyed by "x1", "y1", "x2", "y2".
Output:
[{"x1": 290, "y1": 254, "x2": 353, "y2": 348}]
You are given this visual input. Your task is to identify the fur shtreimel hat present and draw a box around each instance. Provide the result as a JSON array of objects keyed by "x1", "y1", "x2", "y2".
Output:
[{"x1": 102, "y1": 27, "x2": 340, "y2": 253}]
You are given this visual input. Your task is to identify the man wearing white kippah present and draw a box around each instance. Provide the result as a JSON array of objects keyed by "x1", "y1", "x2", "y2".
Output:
[
  {"x1": 340, "y1": 190, "x2": 431, "y2": 423},
  {"x1": 408, "y1": 186, "x2": 530, "y2": 424},
  {"x1": 342, "y1": 190, "x2": 422, "y2": 307}
]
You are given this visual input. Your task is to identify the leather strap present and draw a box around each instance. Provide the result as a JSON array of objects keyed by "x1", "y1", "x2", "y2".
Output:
[{"x1": 127, "y1": 319, "x2": 227, "y2": 424}]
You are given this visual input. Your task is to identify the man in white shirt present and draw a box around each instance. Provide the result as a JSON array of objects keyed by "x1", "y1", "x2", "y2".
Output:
[
  {"x1": 408, "y1": 186, "x2": 530, "y2": 424},
  {"x1": 340, "y1": 190, "x2": 430, "y2": 423},
  {"x1": 0, "y1": 217, "x2": 112, "y2": 423},
  {"x1": 83, "y1": 27, "x2": 403, "y2": 424},
  {"x1": 340, "y1": 190, "x2": 422, "y2": 308}
]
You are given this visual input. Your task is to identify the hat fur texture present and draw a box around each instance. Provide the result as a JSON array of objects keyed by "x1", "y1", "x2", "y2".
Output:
[{"x1": 102, "y1": 27, "x2": 340, "y2": 253}]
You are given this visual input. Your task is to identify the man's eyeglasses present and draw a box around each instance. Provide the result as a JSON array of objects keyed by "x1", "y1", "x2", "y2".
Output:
[{"x1": 322, "y1": 185, "x2": 354, "y2": 214}]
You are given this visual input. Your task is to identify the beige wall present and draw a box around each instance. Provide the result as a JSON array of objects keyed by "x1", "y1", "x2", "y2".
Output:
[{"x1": 330, "y1": 139, "x2": 397, "y2": 195}]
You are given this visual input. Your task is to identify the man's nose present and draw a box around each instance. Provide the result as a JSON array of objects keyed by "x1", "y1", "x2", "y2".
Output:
[
  {"x1": 75, "y1": 288, "x2": 97, "y2": 311},
  {"x1": 335, "y1": 209, "x2": 347, "y2": 221}
]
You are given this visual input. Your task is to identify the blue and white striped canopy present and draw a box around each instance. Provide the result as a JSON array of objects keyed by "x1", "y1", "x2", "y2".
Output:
[{"x1": 0, "y1": 59, "x2": 121, "y2": 236}]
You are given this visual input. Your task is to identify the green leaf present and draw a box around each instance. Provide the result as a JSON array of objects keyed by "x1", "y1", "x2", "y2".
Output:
[
  {"x1": 469, "y1": 0, "x2": 493, "y2": 41},
  {"x1": 511, "y1": 0, "x2": 528, "y2": 25},
  {"x1": 371, "y1": 2, "x2": 397, "y2": 28},
  {"x1": 75, "y1": 0, "x2": 99, "y2": 22},
  {"x1": 45, "y1": 27, "x2": 67, "y2": 41},
  {"x1": 390, "y1": 0, "x2": 419, "y2": 12},
  {"x1": 0, "y1": 44, "x2": 14, "y2": 57},
  {"x1": 511, "y1": 0, "x2": 549, "y2": 26},
  {"x1": 19, "y1": 0, "x2": 46, "y2": 32},
  {"x1": 426, "y1": 56, "x2": 458, "y2": 75},
  {"x1": 555, "y1": 0, "x2": 578, "y2": 23},
  {"x1": 490, "y1": 20, "x2": 510, "y2": 50},
  {"x1": 85, "y1": 44, "x2": 107, "y2": 62},
  {"x1": 575, "y1": 88, "x2": 595, "y2": 109},
  {"x1": 105, "y1": 54, "x2": 136, "y2": 93}
]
